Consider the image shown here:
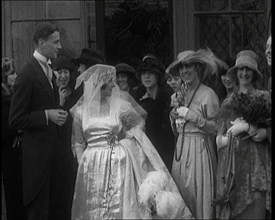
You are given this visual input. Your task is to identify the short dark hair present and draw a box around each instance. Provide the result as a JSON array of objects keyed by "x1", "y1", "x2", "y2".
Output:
[{"x1": 33, "y1": 22, "x2": 59, "y2": 45}]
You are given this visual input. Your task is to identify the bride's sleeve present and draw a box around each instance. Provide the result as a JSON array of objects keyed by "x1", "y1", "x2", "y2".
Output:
[
  {"x1": 119, "y1": 99, "x2": 147, "y2": 132},
  {"x1": 71, "y1": 104, "x2": 86, "y2": 162}
]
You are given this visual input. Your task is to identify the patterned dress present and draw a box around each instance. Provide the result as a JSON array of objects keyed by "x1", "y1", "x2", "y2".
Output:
[{"x1": 216, "y1": 90, "x2": 271, "y2": 218}]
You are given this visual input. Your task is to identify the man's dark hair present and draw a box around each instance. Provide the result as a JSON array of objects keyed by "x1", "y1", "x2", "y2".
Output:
[{"x1": 33, "y1": 22, "x2": 59, "y2": 45}]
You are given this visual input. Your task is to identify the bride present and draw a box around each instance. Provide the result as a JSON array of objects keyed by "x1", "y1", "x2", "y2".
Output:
[{"x1": 70, "y1": 64, "x2": 194, "y2": 219}]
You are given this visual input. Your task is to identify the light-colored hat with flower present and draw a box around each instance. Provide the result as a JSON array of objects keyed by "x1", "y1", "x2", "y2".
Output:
[{"x1": 227, "y1": 50, "x2": 263, "y2": 85}]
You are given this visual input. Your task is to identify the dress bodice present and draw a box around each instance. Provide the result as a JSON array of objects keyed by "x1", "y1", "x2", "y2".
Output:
[
  {"x1": 83, "y1": 115, "x2": 122, "y2": 148},
  {"x1": 176, "y1": 84, "x2": 219, "y2": 134}
]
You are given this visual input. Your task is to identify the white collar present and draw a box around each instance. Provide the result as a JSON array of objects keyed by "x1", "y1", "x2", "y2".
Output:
[{"x1": 33, "y1": 50, "x2": 52, "y2": 65}]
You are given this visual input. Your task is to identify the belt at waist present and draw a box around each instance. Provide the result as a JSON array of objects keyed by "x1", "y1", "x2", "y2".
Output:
[
  {"x1": 87, "y1": 135, "x2": 119, "y2": 148},
  {"x1": 178, "y1": 131, "x2": 207, "y2": 137}
]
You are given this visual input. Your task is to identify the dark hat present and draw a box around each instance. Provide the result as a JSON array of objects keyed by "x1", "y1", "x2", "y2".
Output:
[
  {"x1": 115, "y1": 63, "x2": 138, "y2": 87},
  {"x1": 115, "y1": 63, "x2": 135, "y2": 75},
  {"x1": 52, "y1": 56, "x2": 75, "y2": 72},
  {"x1": 137, "y1": 54, "x2": 166, "y2": 85},
  {"x1": 71, "y1": 48, "x2": 105, "y2": 67}
]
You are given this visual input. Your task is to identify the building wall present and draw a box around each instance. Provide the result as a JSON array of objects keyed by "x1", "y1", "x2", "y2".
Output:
[
  {"x1": 2, "y1": 1, "x2": 87, "y2": 71},
  {"x1": 104, "y1": 0, "x2": 168, "y2": 16}
]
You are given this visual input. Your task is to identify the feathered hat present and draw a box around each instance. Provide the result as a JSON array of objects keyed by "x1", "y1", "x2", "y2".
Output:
[
  {"x1": 166, "y1": 50, "x2": 195, "y2": 77},
  {"x1": 166, "y1": 48, "x2": 229, "y2": 82}
]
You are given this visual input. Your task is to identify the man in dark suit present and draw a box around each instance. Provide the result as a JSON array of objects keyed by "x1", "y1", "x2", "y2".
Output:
[{"x1": 9, "y1": 22, "x2": 68, "y2": 220}]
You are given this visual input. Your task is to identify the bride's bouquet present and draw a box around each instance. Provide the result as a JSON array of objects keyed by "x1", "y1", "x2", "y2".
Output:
[{"x1": 138, "y1": 171, "x2": 185, "y2": 219}]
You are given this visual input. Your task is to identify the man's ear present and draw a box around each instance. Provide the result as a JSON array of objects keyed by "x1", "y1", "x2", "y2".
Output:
[{"x1": 38, "y1": 38, "x2": 45, "y2": 47}]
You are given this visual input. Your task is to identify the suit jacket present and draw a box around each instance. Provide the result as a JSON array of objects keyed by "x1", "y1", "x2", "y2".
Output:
[{"x1": 9, "y1": 56, "x2": 60, "y2": 206}]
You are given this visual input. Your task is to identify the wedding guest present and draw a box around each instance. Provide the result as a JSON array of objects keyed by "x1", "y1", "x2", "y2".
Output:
[
  {"x1": 9, "y1": 22, "x2": 68, "y2": 220},
  {"x1": 265, "y1": 35, "x2": 272, "y2": 145},
  {"x1": 72, "y1": 48, "x2": 105, "y2": 74},
  {"x1": 166, "y1": 51, "x2": 194, "y2": 110},
  {"x1": 51, "y1": 56, "x2": 79, "y2": 220},
  {"x1": 166, "y1": 72, "x2": 182, "y2": 96},
  {"x1": 70, "y1": 64, "x2": 194, "y2": 219},
  {"x1": 219, "y1": 63, "x2": 238, "y2": 102},
  {"x1": 215, "y1": 50, "x2": 271, "y2": 219},
  {"x1": 135, "y1": 54, "x2": 175, "y2": 171},
  {"x1": 266, "y1": 35, "x2": 272, "y2": 93},
  {"x1": 115, "y1": 62, "x2": 138, "y2": 97},
  {"x1": 168, "y1": 49, "x2": 220, "y2": 219},
  {"x1": 70, "y1": 48, "x2": 105, "y2": 105},
  {"x1": 201, "y1": 49, "x2": 228, "y2": 102},
  {"x1": 2, "y1": 57, "x2": 26, "y2": 220}
]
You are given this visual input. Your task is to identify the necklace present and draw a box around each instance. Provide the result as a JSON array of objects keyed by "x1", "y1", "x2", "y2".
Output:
[{"x1": 174, "y1": 82, "x2": 201, "y2": 162}]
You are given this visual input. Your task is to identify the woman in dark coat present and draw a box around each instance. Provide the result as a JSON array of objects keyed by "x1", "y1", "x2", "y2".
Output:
[
  {"x1": 1, "y1": 57, "x2": 26, "y2": 220},
  {"x1": 51, "y1": 56, "x2": 79, "y2": 220},
  {"x1": 134, "y1": 54, "x2": 175, "y2": 171}
]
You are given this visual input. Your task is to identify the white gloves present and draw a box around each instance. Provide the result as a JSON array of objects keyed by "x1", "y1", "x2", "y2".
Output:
[
  {"x1": 176, "y1": 106, "x2": 189, "y2": 118},
  {"x1": 216, "y1": 134, "x2": 229, "y2": 150},
  {"x1": 227, "y1": 117, "x2": 267, "y2": 142},
  {"x1": 227, "y1": 117, "x2": 249, "y2": 136},
  {"x1": 74, "y1": 147, "x2": 84, "y2": 164}
]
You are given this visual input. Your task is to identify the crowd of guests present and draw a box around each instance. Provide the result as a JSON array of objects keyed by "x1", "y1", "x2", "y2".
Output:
[{"x1": 1, "y1": 21, "x2": 271, "y2": 220}]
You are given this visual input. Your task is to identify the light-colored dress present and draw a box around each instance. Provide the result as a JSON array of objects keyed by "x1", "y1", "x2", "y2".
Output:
[
  {"x1": 71, "y1": 100, "x2": 194, "y2": 219},
  {"x1": 171, "y1": 84, "x2": 219, "y2": 219}
]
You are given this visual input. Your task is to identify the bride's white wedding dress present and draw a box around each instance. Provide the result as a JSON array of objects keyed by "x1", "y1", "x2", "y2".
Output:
[{"x1": 70, "y1": 64, "x2": 194, "y2": 219}]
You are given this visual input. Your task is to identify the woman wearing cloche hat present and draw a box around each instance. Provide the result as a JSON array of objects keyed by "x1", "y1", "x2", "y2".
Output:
[
  {"x1": 115, "y1": 62, "x2": 138, "y2": 97},
  {"x1": 50, "y1": 56, "x2": 80, "y2": 219},
  {"x1": 71, "y1": 48, "x2": 105, "y2": 75},
  {"x1": 134, "y1": 54, "x2": 175, "y2": 172},
  {"x1": 215, "y1": 50, "x2": 271, "y2": 219},
  {"x1": 168, "y1": 48, "x2": 221, "y2": 219}
]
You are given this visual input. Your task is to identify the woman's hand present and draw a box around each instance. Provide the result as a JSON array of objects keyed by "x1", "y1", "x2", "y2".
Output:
[
  {"x1": 216, "y1": 134, "x2": 229, "y2": 150},
  {"x1": 170, "y1": 107, "x2": 179, "y2": 120},
  {"x1": 76, "y1": 153, "x2": 82, "y2": 164},
  {"x1": 227, "y1": 118, "x2": 249, "y2": 136},
  {"x1": 177, "y1": 106, "x2": 189, "y2": 118},
  {"x1": 250, "y1": 127, "x2": 267, "y2": 142},
  {"x1": 74, "y1": 147, "x2": 84, "y2": 164},
  {"x1": 59, "y1": 87, "x2": 67, "y2": 107}
]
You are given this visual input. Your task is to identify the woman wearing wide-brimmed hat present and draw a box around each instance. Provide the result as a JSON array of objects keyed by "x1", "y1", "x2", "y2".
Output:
[
  {"x1": 215, "y1": 50, "x2": 271, "y2": 219},
  {"x1": 134, "y1": 54, "x2": 175, "y2": 171},
  {"x1": 168, "y1": 49, "x2": 221, "y2": 219},
  {"x1": 68, "y1": 48, "x2": 106, "y2": 112},
  {"x1": 166, "y1": 51, "x2": 194, "y2": 111}
]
